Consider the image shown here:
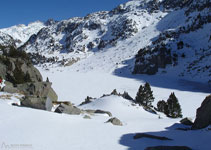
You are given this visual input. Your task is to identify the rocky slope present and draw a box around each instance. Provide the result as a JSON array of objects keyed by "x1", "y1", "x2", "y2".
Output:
[{"x1": 134, "y1": 0, "x2": 211, "y2": 79}]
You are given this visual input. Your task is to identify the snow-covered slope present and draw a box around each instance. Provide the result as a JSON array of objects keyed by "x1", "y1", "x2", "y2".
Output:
[
  {"x1": 0, "y1": 21, "x2": 45, "y2": 47},
  {"x1": 0, "y1": 90, "x2": 210, "y2": 150}
]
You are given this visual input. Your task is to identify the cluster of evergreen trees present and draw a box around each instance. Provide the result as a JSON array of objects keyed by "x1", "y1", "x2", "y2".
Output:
[{"x1": 135, "y1": 82, "x2": 182, "y2": 118}]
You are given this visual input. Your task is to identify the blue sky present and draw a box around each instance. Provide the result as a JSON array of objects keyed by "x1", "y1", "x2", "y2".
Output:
[{"x1": 0, "y1": 0, "x2": 129, "y2": 28}]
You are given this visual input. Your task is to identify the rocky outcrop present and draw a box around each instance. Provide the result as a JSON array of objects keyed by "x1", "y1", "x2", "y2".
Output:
[
  {"x1": 180, "y1": 117, "x2": 193, "y2": 126},
  {"x1": 85, "y1": 109, "x2": 112, "y2": 117},
  {"x1": 133, "y1": 45, "x2": 172, "y2": 75},
  {"x1": 83, "y1": 115, "x2": 91, "y2": 119},
  {"x1": 20, "y1": 82, "x2": 57, "y2": 110},
  {"x1": 0, "y1": 55, "x2": 42, "y2": 84},
  {"x1": 192, "y1": 95, "x2": 211, "y2": 129},
  {"x1": 106, "y1": 117, "x2": 123, "y2": 126},
  {"x1": 0, "y1": 46, "x2": 57, "y2": 110},
  {"x1": 55, "y1": 103, "x2": 81, "y2": 115}
]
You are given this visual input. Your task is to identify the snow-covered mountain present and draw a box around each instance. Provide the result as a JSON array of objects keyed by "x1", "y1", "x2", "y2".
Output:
[
  {"x1": 0, "y1": 21, "x2": 46, "y2": 47},
  {"x1": 11, "y1": 0, "x2": 209, "y2": 83},
  {"x1": 0, "y1": 31, "x2": 16, "y2": 47},
  {"x1": 0, "y1": 0, "x2": 210, "y2": 83}
]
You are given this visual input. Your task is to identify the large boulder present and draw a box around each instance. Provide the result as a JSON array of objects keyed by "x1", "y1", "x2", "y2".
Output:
[
  {"x1": 106, "y1": 117, "x2": 123, "y2": 126},
  {"x1": 85, "y1": 109, "x2": 112, "y2": 117},
  {"x1": 1, "y1": 81, "x2": 19, "y2": 93},
  {"x1": 20, "y1": 82, "x2": 58, "y2": 110},
  {"x1": 55, "y1": 103, "x2": 81, "y2": 115},
  {"x1": 180, "y1": 117, "x2": 193, "y2": 126},
  {"x1": 192, "y1": 95, "x2": 211, "y2": 129}
]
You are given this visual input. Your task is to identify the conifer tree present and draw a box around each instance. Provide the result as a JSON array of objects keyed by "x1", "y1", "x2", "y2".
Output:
[
  {"x1": 136, "y1": 82, "x2": 154, "y2": 107},
  {"x1": 166, "y1": 92, "x2": 182, "y2": 118},
  {"x1": 157, "y1": 100, "x2": 168, "y2": 114}
]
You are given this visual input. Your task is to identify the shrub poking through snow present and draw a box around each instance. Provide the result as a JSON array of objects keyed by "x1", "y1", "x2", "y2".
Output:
[{"x1": 136, "y1": 82, "x2": 154, "y2": 107}]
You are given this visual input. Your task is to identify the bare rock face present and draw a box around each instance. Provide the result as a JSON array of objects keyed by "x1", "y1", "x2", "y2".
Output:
[
  {"x1": 106, "y1": 117, "x2": 123, "y2": 126},
  {"x1": 55, "y1": 103, "x2": 81, "y2": 115},
  {"x1": 0, "y1": 56, "x2": 42, "y2": 84},
  {"x1": 85, "y1": 109, "x2": 112, "y2": 117},
  {"x1": 192, "y1": 95, "x2": 211, "y2": 129},
  {"x1": 0, "y1": 46, "x2": 57, "y2": 111},
  {"x1": 180, "y1": 117, "x2": 193, "y2": 126},
  {"x1": 20, "y1": 82, "x2": 58, "y2": 110}
]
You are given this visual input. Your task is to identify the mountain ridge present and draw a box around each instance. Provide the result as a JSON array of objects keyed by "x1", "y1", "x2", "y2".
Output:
[{"x1": 0, "y1": 0, "x2": 210, "y2": 84}]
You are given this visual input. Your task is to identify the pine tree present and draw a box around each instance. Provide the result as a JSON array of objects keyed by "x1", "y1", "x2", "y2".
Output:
[
  {"x1": 166, "y1": 92, "x2": 182, "y2": 118},
  {"x1": 157, "y1": 100, "x2": 168, "y2": 114},
  {"x1": 136, "y1": 82, "x2": 154, "y2": 107}
]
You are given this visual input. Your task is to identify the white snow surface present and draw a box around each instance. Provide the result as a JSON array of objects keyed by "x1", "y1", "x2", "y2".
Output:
[
  {"x1": 0, "y1": 64, "x2": 210, "y2": 150},
  {"x1": 0, "y1": 0, "x2": 211, "y2": 149}
]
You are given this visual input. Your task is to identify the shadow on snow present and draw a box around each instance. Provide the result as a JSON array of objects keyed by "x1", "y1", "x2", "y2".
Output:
[
  {"x1": 119, "y1": 123, "x2": 210, "y2": 150},
  {"x1": 113, "y1": 58, "x2": 210, "y2": 93}
]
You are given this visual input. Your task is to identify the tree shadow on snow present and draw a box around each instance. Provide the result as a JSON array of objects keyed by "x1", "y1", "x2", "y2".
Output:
[{"x1": 119, "y1": 123, "x2": 210, "y2": 150}]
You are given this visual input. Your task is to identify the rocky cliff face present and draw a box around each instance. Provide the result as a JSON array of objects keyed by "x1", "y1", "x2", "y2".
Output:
[{"x1": 0, "y1": 45, "x2": 58, "y2": 110}]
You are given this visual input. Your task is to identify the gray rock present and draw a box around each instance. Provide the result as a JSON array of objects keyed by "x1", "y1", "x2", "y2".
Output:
[
  {"x1": 2, "y1": 81, "x2": 19, "y2": 93},
  {"x1": 192, "y1": 95, "x2": 211, "y2": 129},
  {"x1": 85, "y1": 109, "x2": 112, "y2": 117},
  {"x1": 79, "y1": 96, "x2": 95, "y2": 106},
  {"x1": 106, "y1": 117, "x2": 123, "y2": 126},
  {"x1": 83, "y1": 115, "x2": 91, "y2": 119},
  {"x1": 0, "y1": 49, "x2": 57, "y2": 111},
  {"x1": 19, "y1": 82, "x2": 58, "y2": 110},
  {"x1": 180, "y1": 117, "x2": 193, "y2": 126},
  {"x1": 95, "y1": 109, "x2": 112, "y2": 117},
  {"x1": 55, "y1": 103, "x2": 81, "y2": 115},
  {"x1": 21, "y1": 96, "x2": 46, "y2": 110},
  {"x1": 0, "y1": 56, "x2": 42, "y2": 83}
]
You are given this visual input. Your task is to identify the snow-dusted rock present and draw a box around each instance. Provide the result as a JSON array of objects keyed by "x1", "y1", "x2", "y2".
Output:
[
  {"x1": 55, "y1": 103, "x2": 81, "y2": 115},
  {"x1": 106, "y1": 117, "x2": 123, "y2": 126}
]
